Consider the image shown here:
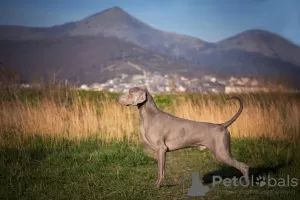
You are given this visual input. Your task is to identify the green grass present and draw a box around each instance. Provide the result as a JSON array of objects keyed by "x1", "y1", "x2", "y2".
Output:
[{"x1": 0, "y1": 137, "x2": 299, "y2": 200}]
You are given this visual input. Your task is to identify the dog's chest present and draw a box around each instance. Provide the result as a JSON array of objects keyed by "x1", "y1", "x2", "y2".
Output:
[{"x1": 141, "y1": 121, "x2": 167, "y2": 144}]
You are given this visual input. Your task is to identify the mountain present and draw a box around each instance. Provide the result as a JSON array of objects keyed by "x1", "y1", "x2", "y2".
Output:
[
  {"x1": 0, "y1": 35, "x2": 211, "y2": 84},
  {"x1": 200, "y1": 29, "x2": 300, "y2": 66},
  {"x1": 193, "y1": 29, "x2": 300, "y2": 85},
  {"x1": 0, "y1": 7, "x2": 211, "y2": 60},
  {"x1": 1, "y1": 7, "x2": 300, "y2": 86}
]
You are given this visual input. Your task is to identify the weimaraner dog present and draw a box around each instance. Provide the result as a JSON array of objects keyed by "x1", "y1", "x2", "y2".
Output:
[{"x1": 116, "y1": 86, "x2": 249, "y2": 188}]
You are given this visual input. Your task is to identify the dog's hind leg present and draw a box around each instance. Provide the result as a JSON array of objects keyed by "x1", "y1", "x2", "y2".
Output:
[{"x1": 211, "y1": 131, "x2": 249, "y2": 183}]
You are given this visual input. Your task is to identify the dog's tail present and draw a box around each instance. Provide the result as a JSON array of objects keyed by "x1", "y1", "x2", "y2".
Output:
[{"x1": 221, "y1": 96, "x2": 243, "y2": 128}]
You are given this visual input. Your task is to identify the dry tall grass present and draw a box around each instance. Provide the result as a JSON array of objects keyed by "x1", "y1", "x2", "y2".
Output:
[
  {"x1": 0, "y1": 97, "x2": 139, "y2": 145},
  {"x1": 174, "y1": 95, "x2": 300, "y2": 140},
  {"x1": 0, "y1": 88, "x2": 299, "y2": 147}
]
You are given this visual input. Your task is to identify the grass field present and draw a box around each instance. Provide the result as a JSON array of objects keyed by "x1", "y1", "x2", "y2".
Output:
[
  {"x1": 1, "y1": 137, "x2": 299, "y2": 199},
  {"x1": 0, "y1": 87, "x2": 300, "y2": 199}
]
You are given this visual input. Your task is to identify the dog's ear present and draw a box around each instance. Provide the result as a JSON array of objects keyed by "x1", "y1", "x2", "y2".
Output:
[{"x1": 132, "y1": 89, "x2": 146, "y2": 105}]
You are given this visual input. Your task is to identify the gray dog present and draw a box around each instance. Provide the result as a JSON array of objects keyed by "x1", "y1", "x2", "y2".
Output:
[{"x1": 116, "y1": 86, "x2": 249, "y2": 188}]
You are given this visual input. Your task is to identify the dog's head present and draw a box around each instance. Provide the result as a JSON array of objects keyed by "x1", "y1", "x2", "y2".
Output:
[{"x1": 116, "y1": 87, "x2": 147, "y2": 106}]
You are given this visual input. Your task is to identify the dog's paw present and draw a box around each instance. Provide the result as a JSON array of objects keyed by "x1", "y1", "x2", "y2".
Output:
[
  {"x1": 155, "y1": 182, "x2": 162, "y2": 188},
  {"x1": 155, "y1": 179, "x2": 164, "y2": 188}
]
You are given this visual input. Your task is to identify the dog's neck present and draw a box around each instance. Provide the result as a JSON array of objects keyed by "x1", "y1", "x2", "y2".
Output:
[{"x1": 137, "y1": 91, "x2": 159, "y2": 121}]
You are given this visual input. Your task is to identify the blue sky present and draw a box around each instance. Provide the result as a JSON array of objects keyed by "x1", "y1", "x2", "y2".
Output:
[{"x1": 0, "y1": 0, "x2": 299, "y2": 45}]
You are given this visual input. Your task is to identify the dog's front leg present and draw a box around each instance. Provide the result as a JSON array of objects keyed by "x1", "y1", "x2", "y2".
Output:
[{"x1": 155, "y1": 143, "x2": 167, "y2": 188}]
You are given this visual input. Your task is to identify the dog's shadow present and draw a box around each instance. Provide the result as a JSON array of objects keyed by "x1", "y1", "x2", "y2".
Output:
[{"x1": 202, "y1": 164, "x2": 285, "y2": 184}]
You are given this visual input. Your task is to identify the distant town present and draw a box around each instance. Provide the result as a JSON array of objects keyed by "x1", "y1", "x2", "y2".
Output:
[
  {"x1": 13, "y1": 69, "x2": 295, "y2": 94},
  {"x1": 74, "y1": 70, "x2": 286, "y2": 94}
]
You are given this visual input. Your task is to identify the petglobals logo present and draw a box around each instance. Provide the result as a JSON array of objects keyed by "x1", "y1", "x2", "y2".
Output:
[
  {"x1": 212, "y1": 175, "x2": 299, "y2": 188},
  {"x1": 185, "y1": 172, "x2": 299, "y2": 197}
]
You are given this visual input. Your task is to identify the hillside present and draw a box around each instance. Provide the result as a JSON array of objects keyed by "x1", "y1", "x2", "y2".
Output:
[{"x1": 0, "y1": 35, "x2": 211, "y2": 84}]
